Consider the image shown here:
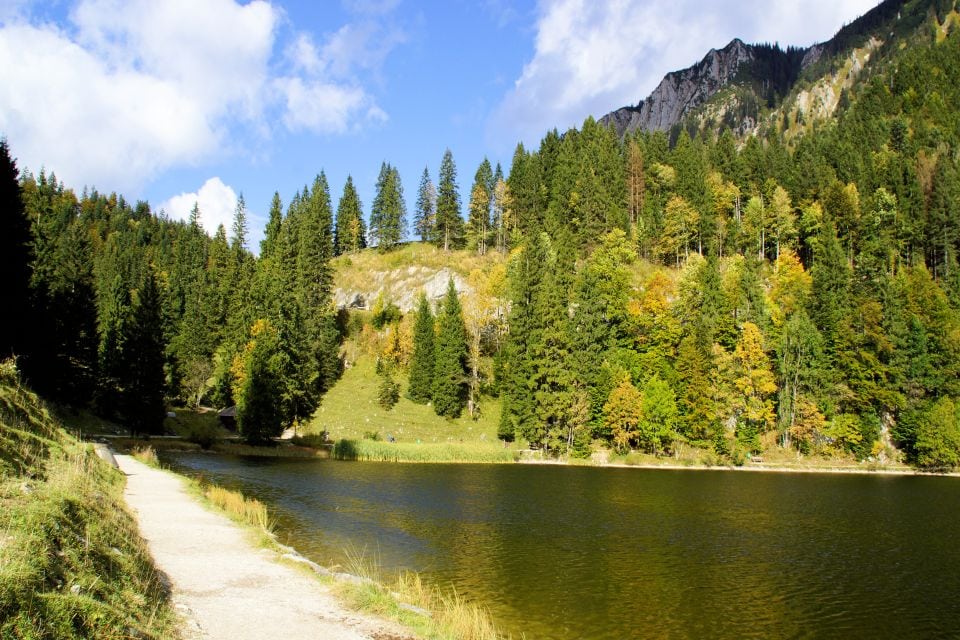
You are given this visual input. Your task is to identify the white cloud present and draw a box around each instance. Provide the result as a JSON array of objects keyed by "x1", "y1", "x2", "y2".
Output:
[
  {"x1": 161, "y1": 177, "x2": 238, "y2": 236},
  {"x1": 275, "y1": 77, "x2": 372, "y2": 134},
  {"x1": 490, "y1": 0, "x2": 879, "y2": 148},
  {"x1": 0, "y1": 0, "x2": 395, "y2": 193}
]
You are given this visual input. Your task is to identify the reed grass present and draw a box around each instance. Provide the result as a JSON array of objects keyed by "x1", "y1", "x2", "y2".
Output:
[
  {"x1": 338, "y1": 548, "x2": 506, "y2": 640},
  {"x1": 131, "y1": 445, "x2": 159, "y2": 467},
  {"x1": 200, "y1": 483, "x2": 273, "y2": 532},
  {"x1": 332, "y1": 438, "x2": 518, "y2": 463}
]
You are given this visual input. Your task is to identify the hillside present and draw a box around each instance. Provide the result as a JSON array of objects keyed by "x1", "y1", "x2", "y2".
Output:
[
  {"x1": 332, "y1": 243, "x2": 506, "y2": 313},
  {"x1": 0, "y1": 361, "x2": 175, "y2": 638}
]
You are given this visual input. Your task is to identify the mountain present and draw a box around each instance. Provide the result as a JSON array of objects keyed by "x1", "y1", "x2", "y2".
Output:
[{"x1": 598, "y1": 0, "x2": 924, "y2": 139}]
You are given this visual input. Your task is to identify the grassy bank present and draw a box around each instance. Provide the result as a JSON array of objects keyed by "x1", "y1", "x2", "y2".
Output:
[{"x1": 0, "y1": 363, "x2": 176, "y2": 639}]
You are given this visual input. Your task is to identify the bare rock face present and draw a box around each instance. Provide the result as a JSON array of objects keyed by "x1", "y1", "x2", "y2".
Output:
[
  {"x1": 600, "y1": 38, "x2": 755, "y2": 137},
  {"x1": 333, "y1": 266, "x2": 471, "y2": 313}
]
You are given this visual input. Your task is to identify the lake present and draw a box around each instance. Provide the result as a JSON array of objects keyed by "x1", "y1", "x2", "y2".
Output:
[{"x1": 161, "y1": 452, "x2": 960, "y2": 639}]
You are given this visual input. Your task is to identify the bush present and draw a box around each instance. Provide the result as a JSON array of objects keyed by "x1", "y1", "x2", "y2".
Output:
[{"x1": 182, "y1": 421, "x2": 220, "y2": 449}]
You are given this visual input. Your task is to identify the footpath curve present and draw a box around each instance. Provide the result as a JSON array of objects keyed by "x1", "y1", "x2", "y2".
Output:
[{"x1": 116, "y1": 454, "x2": 409, "y2": 640}]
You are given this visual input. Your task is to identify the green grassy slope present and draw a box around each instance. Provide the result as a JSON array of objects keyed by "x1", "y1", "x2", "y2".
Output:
[
  {"x1": 306, "y1": 356, "x2": 502, "y2": 445},
  {"x1": 0, "y1": 362, "x2": 176, "y2": 639}
]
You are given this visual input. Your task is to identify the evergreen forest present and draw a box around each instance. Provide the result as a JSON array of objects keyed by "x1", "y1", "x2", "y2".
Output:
[{"x1": 3, "y1": 0, "x2": 960, "y2": 469}]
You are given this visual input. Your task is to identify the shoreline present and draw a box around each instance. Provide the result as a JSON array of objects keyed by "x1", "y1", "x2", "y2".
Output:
[
  {"x1": 563, "y1": 460, "x2": 960, "y2": 477},
  {"x1": 103, "y1": 434, "x2": 958, "y2": 477}
]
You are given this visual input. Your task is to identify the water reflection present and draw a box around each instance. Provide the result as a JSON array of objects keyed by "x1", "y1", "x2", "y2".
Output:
[{"x1": 163, "y1": 453, "x2": 960, "y2": 640}]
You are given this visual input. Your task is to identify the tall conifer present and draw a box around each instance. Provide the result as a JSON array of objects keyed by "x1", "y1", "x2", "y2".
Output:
[
  {"x1": 432, "y1": 279, "x2": 468, "y2": 418},
  {"x1": 435, "y1": 150, "x2": 463, "y2": 250},
  {"x1": 414, "y1": 167, "x2": 436, "y2": 243},
  {"x1": 334, "y1": 176, "x2": 366, "y2": 255},
  {"x1": 408, "y1": 293, "x2": 435, "y2": 404}
]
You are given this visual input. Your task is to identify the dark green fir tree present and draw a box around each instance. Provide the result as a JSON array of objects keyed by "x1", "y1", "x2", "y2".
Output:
[
  {"x1": 408, "y1": 292, "x2": 435, "y2": 404},
  {"x1": 432, "y1": 279, "x2": 468, "y2": 418}
]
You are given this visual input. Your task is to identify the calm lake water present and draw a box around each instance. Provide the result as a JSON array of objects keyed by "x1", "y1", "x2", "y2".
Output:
[{"x1": 162, "y1": 452, "x2": 960, "y2": 639}]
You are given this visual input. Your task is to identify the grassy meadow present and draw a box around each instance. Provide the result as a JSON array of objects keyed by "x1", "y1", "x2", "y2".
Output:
[{"x1": 305, "y1": 356, "x2": 518, "y2": 463}]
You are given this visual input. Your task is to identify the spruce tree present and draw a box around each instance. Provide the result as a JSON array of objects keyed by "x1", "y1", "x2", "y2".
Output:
[
  {"x1": 297, "y1": 172, "x2": 340, "y2": 402},
  {"x1": 236, "y1": 320, "x2": 286, "y2": 444},
  {"x1": 126, "y1": 268, "x2": 168, "y2": 436},
  {"x1": 499, "y1": 234, "x2": 549, "y2": 440},
  {"x1": 0, "y1": 139, "x2": 37, "y2": 360},
  {"x1": 369, "y1": 163, "x2": 407, "y2": 251},
  {"x1": 530, "y1": 251, "x2": 574, "y2": 449},
  {"x1": 414, "y1": 167, "x2": 436, "y2": 243},
  {"x1": 334, "y1": 176, "x2": 366, "y2": 255},
  {"x1": 432, "y1": 279, "x2": 468, "y2": 418},
  {"x1": 408, "y1": 293, "x2": 435, "y2": 404},
  {"x1": 466, "y1": 158, "x2": 493, "y2": 255},
  {"x1": 435, "y1": 149, "x2": 464, "y2": 250},
  {"x1": 261, "y1": 192, "x2": 283, "y2": 260}
]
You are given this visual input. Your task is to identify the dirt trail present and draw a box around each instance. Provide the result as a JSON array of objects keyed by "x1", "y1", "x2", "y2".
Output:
[{"x1": 116, "y1": 454, "x2": 409, "y2": 640}]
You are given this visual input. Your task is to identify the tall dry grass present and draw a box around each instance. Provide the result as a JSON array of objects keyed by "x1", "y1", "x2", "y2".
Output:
[
  {"x1": 338, "y1": 548, "x2": 506, "y2": 640},
  {"x1": 201, "y1": 483, "x2": 273, "y2": 532}
]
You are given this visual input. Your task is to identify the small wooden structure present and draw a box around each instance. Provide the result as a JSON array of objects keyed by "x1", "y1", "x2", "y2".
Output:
[{"x1": 218, "y1": 406, "x2": 237, "y2": 430}]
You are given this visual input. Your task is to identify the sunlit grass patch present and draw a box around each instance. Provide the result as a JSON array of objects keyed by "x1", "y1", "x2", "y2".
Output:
[
  {"x1": 332, "y1": 438, "x2": 518, "y2": 463},
  {"x1": 336, "y1": 547, "x2": 506, "y2": 640},
  {"x1": 200, "y1": 483, "x2": 273, "y2": 532}
]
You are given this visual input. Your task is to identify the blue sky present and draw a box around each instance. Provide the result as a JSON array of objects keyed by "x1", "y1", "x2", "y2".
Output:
[{"x1": 0, "y1": 0, "x2": 877, "y2": 250}]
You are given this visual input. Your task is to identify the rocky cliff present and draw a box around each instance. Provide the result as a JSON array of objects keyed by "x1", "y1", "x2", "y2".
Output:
[
  {"x1": 598, "y1": 0, "x2": 910, "y2": 139},
  {"x1": 599, "y1": 38, "x2": 756, "y2": 136}
]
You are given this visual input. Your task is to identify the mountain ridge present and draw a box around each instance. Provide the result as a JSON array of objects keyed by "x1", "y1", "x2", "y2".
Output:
[{"x1": 598, "y1": 0, "x2": 912, "y2": 138}]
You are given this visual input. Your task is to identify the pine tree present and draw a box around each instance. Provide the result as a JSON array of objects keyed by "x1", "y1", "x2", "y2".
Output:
[
  {"x1": 334, "y1": 176, "x2": 366, "y2": 255},
  {"x1": 414, "y1": 167, "x2": 436, "y2": 243},
  {"x1": 96, "y1": 272, "x2": 133, "y2": 419},
  {"x1": 530, "y1": 260, "x2": 574, "y2": 449},
  {"x1": 261, "y1": 192, "x2": 283, "y2": 260},
  {"x1": 408, "y1": 293, "x2": 435, "y2": 404},
  {"x1": 297, "y1": 172, "x2": 339, "y2": 403},
  {"x1": 0, "y1": 139, "x2": 37, "y2": 360},
  {"x1": 466, "y1": 158, "x2": 493, "y2": 254},
  {"x1": 435, "y1": 149, "x2": 464, "y2": 250},
  {"x1": 126, "y1": 268, "x2": 168, "y2": 436},
  {"x1": 369, "y1": 163, "x2": 407, "y2": 251},
  {"x1": 812, "y1": 220, "x2": 850, "y2": 352},
  {"x1": 236, "y1": 319, "x2": 286, "y2": 444},
  {"x1": 432, "y1": 278, "x2": 468, "y2": 418},
  {"x1": 499, "y1": 234, "x2": 550, "y2": 440}
]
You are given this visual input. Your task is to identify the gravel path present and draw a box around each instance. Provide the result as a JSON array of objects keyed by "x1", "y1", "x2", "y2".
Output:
[{"x1": 116, "y1": 454, "x2": 410, "y2": 640}]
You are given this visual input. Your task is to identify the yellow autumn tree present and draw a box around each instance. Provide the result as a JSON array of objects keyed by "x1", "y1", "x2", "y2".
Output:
[
  {"x1": 732, "y1": 322, "x2": 777, "y2": 444},
  {"x1": 604, "y1": 376, "x2": 644, "y2": 453},
  {"x1": 769, "y1": 248, "x2": 812, "y2": 326},
  {"x1": 462, "y1": 262, "x2": 507, "y2": 418}
]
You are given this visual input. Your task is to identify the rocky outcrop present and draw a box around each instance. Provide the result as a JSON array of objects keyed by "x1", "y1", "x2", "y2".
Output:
[
  {"x1": 333, "y1": 266, "x2": 471, "y2": 313},
  {"x1": 599, "y1": 38, "x2": 755, "y2": 137}
]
